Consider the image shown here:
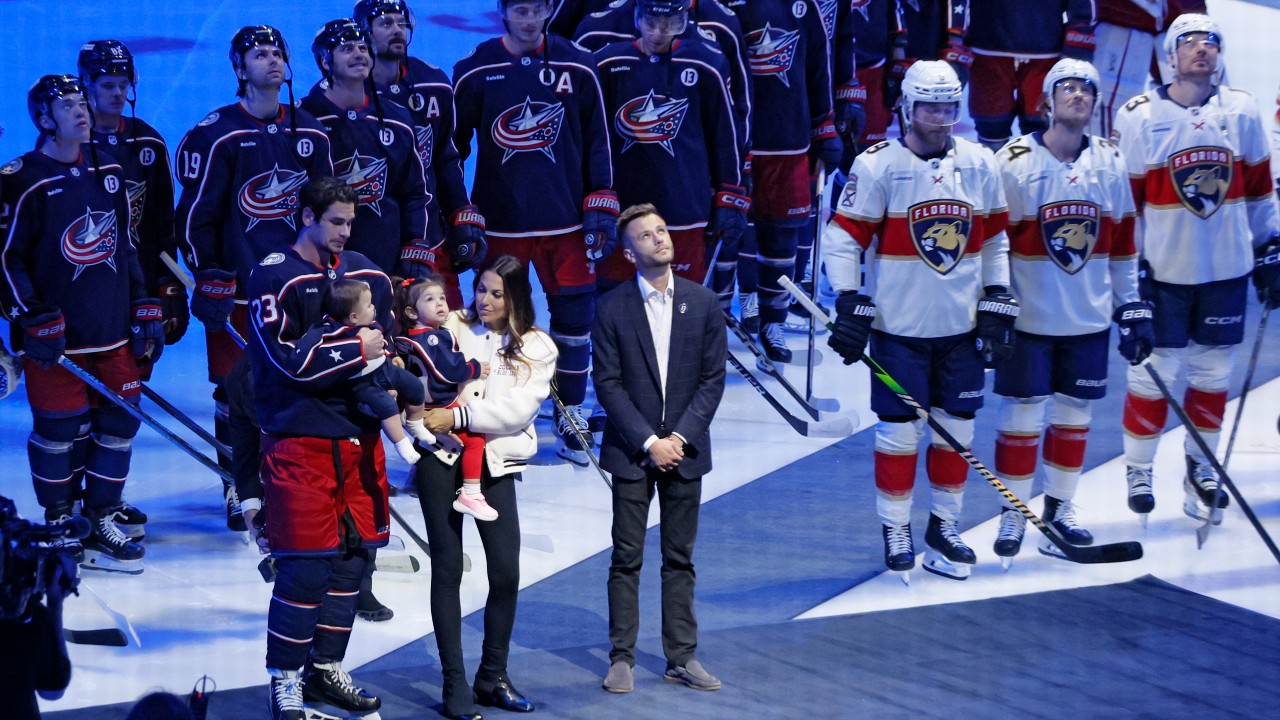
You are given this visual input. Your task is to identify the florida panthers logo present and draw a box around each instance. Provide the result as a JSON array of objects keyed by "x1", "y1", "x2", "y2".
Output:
[
  {"x1": 415, "y1": 124, "x2": 434, "y2": 167},
  {"x1": 125, "y1": 179, "x2": 146, "y2": 245},
  {"x1": 238, "y1": 165, "x2": 308, "y2": 231},
  {"x1": 61, "y1": 206, "x2": 119, "y2": 279},
  {"x1": 815, "y1": 0, "x2": 838, "y2": 38},
  {"x1": 1039, "y1": 201, "x2": 1100, "y2": 275},
  {"x1": 908, "y1": 201, "x2": 972, "y2": 275},
  {"x1": 745, "y1": 23, "x2": 801, "y2": 87},
  {"x1": 335, "y1": 152, "x2": 390, "y2": 217},
  {"x1": 492, "y1": 97, "x2": 565, "y2": 163},
  {"x1": 1169, "y1": 146, "x2": 1233, "y2": 219},
  {"x1": 615, "y1": 90, "x2": 688, "y2": 156}
]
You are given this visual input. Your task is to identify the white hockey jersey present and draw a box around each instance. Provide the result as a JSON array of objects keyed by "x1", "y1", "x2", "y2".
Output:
[
  {"x1": 997, "y1": 133, "x2": 1140, "y2": 337},
  {"x1": 1112, "y1": 85, "x2": 1280, "y2": 286},
  {"x1": 824, "y1": 137, "x2": 1010, "y2": 339}
]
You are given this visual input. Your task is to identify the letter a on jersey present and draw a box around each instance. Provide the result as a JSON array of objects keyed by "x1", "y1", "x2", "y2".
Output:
[
  {"x1": 908, "y1": 201, "x2": 971, "y2": 275},
  {"x1": 1169, "y1": 146, "x2": 1232, "y2": 219},
  {"x1": 1039, "y1": 200, "x2": 1100, "y2": 275}
]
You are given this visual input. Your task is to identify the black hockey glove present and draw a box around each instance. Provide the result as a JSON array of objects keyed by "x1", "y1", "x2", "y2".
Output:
[
  {"x1": 834, "y1": 80, "x2": 868, "y2": 146},
  {"x1": 191, "y1": 268, "x2": 236, "y2": 328},
  {"x1": 583, "y1": 189, "x2": 621, "y2": 261},
  {"x1": 447, "y1": 205, "x2": 488, "y2": 272},
  {"x1": 705, "y1": 184, "x2": 750, "y2": 249},
  {"x1": 396, "y1": 241, "x2": 442, "y2": 280},
  {"x1": 975, "y1": 289, "x2": 1019, "y2": 368},
  {"x1": 157, "y1": 277, "x2": 189, "y2": 345},
  {"x1": 828, "y1": 292, "x2": 876, "y2": 365},
  {"x1": 1113, "y1": 301, "x2": 1154, "y2": 366},
  {"x1": 811, "y1": 134, "x2": 844, "y2": 171},
  {"x1": 19, "y1": 305, "x2": 66, "y2": 369},
  {"x1": 131, "y1": 298, "x2": 165, "y2": 363},
  {"x1": 1253, "y1": 237, "x2": 1280, "y2": 309},
  {"x1": 1137, "y1": 257, "x2": 1154, "y2": 303}
]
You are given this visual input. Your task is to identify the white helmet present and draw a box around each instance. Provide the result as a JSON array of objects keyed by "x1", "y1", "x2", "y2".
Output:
[
  {"x1": 898, "y1": 60, "x2": 963, "y2": 130},
  {"x1": 1164, "y1": 13, "x2": 1224, "y2": 81},
  {"x1": 1041, "y1": 58, "x2": 1100, "y2": 120}
]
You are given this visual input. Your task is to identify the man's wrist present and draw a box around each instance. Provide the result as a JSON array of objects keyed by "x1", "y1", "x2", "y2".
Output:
[{"x1": 642, "y1": 434, "x2": 659, "y2": 452}]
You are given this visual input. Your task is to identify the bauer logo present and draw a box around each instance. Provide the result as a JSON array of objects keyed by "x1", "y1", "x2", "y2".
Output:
[
  {"x1": 237, "y1": 164, "x2": 307, "y2": 231},
  {"x1": 1169, "y1": 145, "x2": 1232, "y2": 219},
  {"x1": 745, "y1": 24, "x2": 800, "y2": 87},
  {"x1": 61, "y1": 206, "x2": 119, "y2": 279},
  {"x1": 491, "y1": 96, "x2": 565, "y2": 163},
  {"x1": 335, "y1": 152, "x2": 389, "y2": 216},
  {"x1": 1039, "y1": 200, "x2": 1100, "y2": 275},
  {"x1": 908, "y1": 201, "x2": 972, "y2": 275},
  {"x1": 615, "y1": 90, "x2": 688, "y2": 156}
]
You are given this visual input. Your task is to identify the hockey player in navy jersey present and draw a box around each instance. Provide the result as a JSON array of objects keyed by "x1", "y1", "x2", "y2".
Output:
[
  {"x1": 453, "y1": 0, "x2": 617, "y2": 464},
  {"x1": 550, "y1": 0, "x2": 615, "y2": 38},
  {"x1": 990, "y1": 59, "x2": 1148, "y2": 566},
  {"x1": 593, "y1": 0, "x2": 744, "y2": 296},
  {"x1": 1112, "y1": 15, "x2": 1280, "y2": 526},
  {"x1": 173, "y1": 25, "x2": 333, "y2": 531},
  {"x1": 1, "y1": 75, "x2": 162, "y2": 575},
  {"x1": 357, "y1": 0, "x2": 486, "y2": 308},
  {"x1": 885, "y1": 0, "x2": 971, "y2": 110},
  {"x1": 248, "y1": 178, "x2": 392, "y2": 720},
  {"x1": 823, "y1": 61, "x2": 1012, "y2": 581}
]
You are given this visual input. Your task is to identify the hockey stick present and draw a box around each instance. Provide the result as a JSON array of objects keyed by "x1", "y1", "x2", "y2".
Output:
[
  {"x1": 550, "y1": 388, "x2": 612, "y2": 490},
  {"x1": 160, "y1": 251, "x2": 247, "y2": 349},
  {"x1": 258, "y1": 553, "x2": 421, "y2": 583},
  {"x1": 807, "y1": 164, "x2": 827, "y2": 407},
  {"x1": 1206, "y1": 302, "x2": 1270, "y2": 535},
  {"x1": 723, "y1": 311, "x2": 837, "y2": 419},
  {"x1": 80, "y1": 580, "x2": 141, "y2": 647},
  {"x1": 783, "y1": 277, "x2": 1144, "y2": 564},
  {"x1": 139, "y1": 382, "x2": 232, "y2": 457},
  {"x1": 388, "y1": 500, "x2": 473, "y2": 573},
  {"x1": 1141, "y1": 360, "x2": 1280, "y2": 563},
  {"x1": 63, "y1": 627, "x2": 128, "y2": 647},
  {"x1": 726, "y1": 351, "x2": 853, "y2": 438},
  {"x1": 57, "y1": 357, "x2": 233, "y2": 483}
]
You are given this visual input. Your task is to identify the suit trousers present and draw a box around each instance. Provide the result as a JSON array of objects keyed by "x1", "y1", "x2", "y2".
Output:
[{"x1": 607, "y1": 468, "x2": 702, "y2": 668}]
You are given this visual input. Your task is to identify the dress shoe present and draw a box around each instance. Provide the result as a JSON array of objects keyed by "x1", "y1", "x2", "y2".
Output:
[
  {"x1": 446, "y1": 714, "x2": 482, "y2": 720},
  {"x1": 474, "y1": 679, "x2": 534, "y2": 713},
  {"x1": 664, "y1": 659, "x2": 721, "y2": 691},
  {"x1": 602, "y1": 661, "x2": 633, "y2": 693}
]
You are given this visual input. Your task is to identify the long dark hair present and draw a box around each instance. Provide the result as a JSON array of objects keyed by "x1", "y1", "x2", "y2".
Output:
[{"x1": 467, "y1": 254, "x2": 537, "y2": 363}]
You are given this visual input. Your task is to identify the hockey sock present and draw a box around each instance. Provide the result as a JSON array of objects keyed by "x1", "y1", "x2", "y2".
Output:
[
  {"x1": 83, "y1": 433, "x2": 132, "y2": 511},
  {"x1": 874, "y1": 451, "x2": 915, "y2": 525},
  {"x1": 1042, "y1": 425, "x2": 1087, "y2": 500},
  {"x1": 267, "y1": 557, "x2": 332, "y2": 670},
  {"x1": 755, "y1": 222, "x2": 801, "y2": 326},
  {"x1": 1182, "y1": 387, "x2": 1227, "y2": 462},
  {"x1": 310, "y1": 553, "x2": 365, "y2": 664},
  {"x1": 29, "y1": 433, "x2": 74, "y2": 510},
  {"x1": 927, "y1": 445, "x2": 969, "y2": 522},
  {"x1": 1122, "y1": 391, "x2": 1167, "y2": 466},
  {"x1": 994, "y1": 430, "x2": 1038, "y2": 510}
]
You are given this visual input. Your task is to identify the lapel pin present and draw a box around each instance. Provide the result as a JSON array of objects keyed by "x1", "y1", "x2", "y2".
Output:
[{"x1": 679, "y1": 302, "x2": 687, "y2": 314}]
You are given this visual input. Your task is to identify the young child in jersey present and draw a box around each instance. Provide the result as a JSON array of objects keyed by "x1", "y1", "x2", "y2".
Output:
[
  {"x1": 320, "y1": 279, "x2": 433, "y2": 465},
  {"x1": 394, "y1": 275, "x2": 496, "y2": 521}
]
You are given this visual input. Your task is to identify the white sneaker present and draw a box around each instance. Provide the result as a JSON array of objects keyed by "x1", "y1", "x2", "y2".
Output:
[{"x1": 453, "y1": 488, "x2": 499, "y2": 521}]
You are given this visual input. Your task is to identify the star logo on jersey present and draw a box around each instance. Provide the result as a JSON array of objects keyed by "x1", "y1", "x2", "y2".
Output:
[
  {"x1": 125, "y1": 179, "x2": 146, "y2": 244},
  {"x1": 1169, "y1": 146, "x2": 1233, "y2": 219},
  {"x1": 415, "y1": 124, "x2": 434, "y2": 167},
  {"x1": 491, "y1": 96, "x2": 565, "y2": 163},
  {"x1": 815, "y1": 0, "x2": 839, "y2": 38},
  {"x1": 1039, "y1": 201, "x2": 1100, "y2": 275},
  {"x1": 329, "y1": 349, "x2": 343, "y2": 362},
  {"x1": 850, "y1": 0, "x2": 871, "y2": 21},
  {"x1": 237, "y1": 165, "x2": 308, "y2": 231},
  {"x1": 615, "y1": 91, "x2": 689, "y2": 156},
  {"x1": 745, "y1": 23, "x2": 801, "y2": 87},
  {"x1": 908, "y1": 200, "x2": 972, "y2": 275},
  {"x1": 335, "y1": 152, "x2": 390, "y2": 217},
  {"x1": 61, "y1": 206, "x2": 119, "y2": 279}
]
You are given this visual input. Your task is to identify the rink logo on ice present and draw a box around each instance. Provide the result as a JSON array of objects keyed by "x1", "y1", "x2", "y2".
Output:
[
  {"x1": 238, "y1": 165, "x2": 307, "y2": 231},
  {"x1": 492, "y1": 97, "x2": 565, "y2": 163},
  {"x1": 1169, "y1": 145, "x2": 1232, "y2": 219},
  {"x1": 335, "y1": 152, "x2": 390, "y2": 216},
  {"x1": 746, "y1": 24, "x2": 800, "y2": 87},
  {"x1": 61, "y1": 206, "x2": 119, "y2": 279},
  {"x1": 615, "y1": 90, "x2": 688, "y2": 156},
  {"x1": 908, "y1": 200, "x2": 971, "y2": 275},
  {"x1": 1039, "y1": 200, "x2": 1099, "y2": 275}
]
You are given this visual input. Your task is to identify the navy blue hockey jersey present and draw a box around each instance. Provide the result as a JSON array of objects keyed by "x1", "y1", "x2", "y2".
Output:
[
  {"x1": 595, "y1": 39, "x2": 741, "y2": 227},
  {"x1": 894, "y1": 0, "x2": 968, "y2": 62},
  {"x1": 967, "y1": 1, "x2": 1095, "y2": 57},
  {"x1": 397, "y1": 325, "x2": 482, "y2": 406},
  {"x1": 174, "y1": 102, "x2": 333, "y2": 292},
  {"x1": 453, "y1": 35, "x2": 613, "y2": 237},
  {"x1": 550, "y1": 0, "x2": 616, "y2": 39},
  {"x1": 90, "y1": 116, "x2": 175, "y2": 293},
  {"x1": 0, "y1": 150, "x2": 144, "y2": 352},
  {"x1": 849, "y1": 1, "x2": 896, "y2": 68},
  {"x1": 301, "y1": 86, "x2": 430, "y2": 274}
]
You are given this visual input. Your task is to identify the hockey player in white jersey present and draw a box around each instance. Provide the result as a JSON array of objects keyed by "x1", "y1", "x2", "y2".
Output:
[
  {"x1": 1112, "y1": 14, "x2": 1280, "y2": 525},
  {"x1": 990, "y1": 59, "x2": 1150, "y2": 566},
  {"x1": 822, "y1": 60, "x2": 1014, "y2": 581}
]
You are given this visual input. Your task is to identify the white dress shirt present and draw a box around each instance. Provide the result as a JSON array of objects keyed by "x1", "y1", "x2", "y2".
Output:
[{"x1": 637, "y1": 270, "x2": 682, "y2": 452}]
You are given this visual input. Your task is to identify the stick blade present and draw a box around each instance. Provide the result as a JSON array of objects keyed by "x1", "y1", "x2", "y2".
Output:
[
  {"x1": 521, "y1": 533, "x2": 555, "y2": 553},
  {"x1": 802, "y1": 415, "x2": 854, "y2": 439},
  {"x1": 64, "y1": 628, "x2": 128, "y2": 647},
  {"x1": 1062, "y1": 540, "x2": 1144, "y2": 564},
  {"x1": 808, "y1": 396, "x2": 841, "y2": 413}
]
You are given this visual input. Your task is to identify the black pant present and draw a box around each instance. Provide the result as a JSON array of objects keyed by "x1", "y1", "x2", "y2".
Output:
[
  {"x1": 414, "y1": 453, "x2": 520, "y2": 715},
  {"x1": 608, "y1": 470, "x2": 702, "y2": 668}
]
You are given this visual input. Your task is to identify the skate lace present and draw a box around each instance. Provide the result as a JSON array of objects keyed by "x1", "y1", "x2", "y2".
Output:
[
  {"x1": 885, "y1": 525, "x2": 912, "y2": 555},
  {"x1": 1126, "y1": 466, "x2": 1153, "y2": 496},
  {"x1": 937, "y1": 517, "x2": 964, "y2": 544},
  {"x1": 556, "y1": 404, "x2": 589, "y2": 434},
  {"x1": 273, "y1": 676, "x2": 304, "y2": 711},
  {"x1": 762, "y1": 322, "x2": 787, "y2": 346},
  {"x1": 325, "y1": 666, "x2": 363, "y2": 695},
  {"x1": 996, "y1": 510, "x2": 1025, "y2": 540},
  {"x1": 740, "y1": 292, "x2": 759, "y2": 317},
  {"x1": 1052, "y1": 502, "x2": 1084, "y2": 531},
  {"x1": 95, "y1": 513, "x2": 131, "y2": 546}
]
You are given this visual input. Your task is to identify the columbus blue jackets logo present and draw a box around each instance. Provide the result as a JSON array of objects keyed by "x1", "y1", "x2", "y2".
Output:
[
  {"x1": 615, "y1": 90, "x2": 688, "y2": 156},
  {"x1": 745, "y1": 24, "x2": 801, "y2": 87},
  {"x1": 815, "y1": 0, "x2": 838, "y2": 38},
  {"x1": 1039, "y1": 201, "x2": 1100, "y2": 275},
  {"x1": 125, "y1": 179, "x2": 146, "y2": 244},
  {"x1": 1169, "y1": 146, "x2": 1232, "y2": 219},
  {"x1": 908, "y1": 201, "x2": 972, "y2": 275},
  {"x1": 415, "y1": 124, "x2": 434, "y2": 166},
  {"x1": 237, "y1": 165, "x2": 308, "y2": 231},
  {"x1": 850, "y1": 0, "x2": 871, "y2": 21},
  {"x1": 491, "y1": 97, "x2": 565, "y2": 163},
  {"x1": 61, "y1": 207, "x2": 119, "y2": 279},
  {"x1": 335, "y1": 152, "x2": 390, "y2": 217}
]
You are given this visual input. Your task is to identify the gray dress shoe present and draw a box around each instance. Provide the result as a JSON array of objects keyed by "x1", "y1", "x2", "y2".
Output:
[
  {"x1": 663, "y1": 660, "x2": 721, "y2": 691},
  {"x1": 603, "y1": 661, "x2": 634, "y2": 693}
]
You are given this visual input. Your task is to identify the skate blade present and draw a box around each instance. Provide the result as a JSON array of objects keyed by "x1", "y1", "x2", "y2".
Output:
[
  {"x1": 1182, "y1": 499, "x2": 1220, "y2": 524},
  {"x1": 894, "y1": 569, "x2": 911, "y2": 586},
  {"x1": 305, "y1": 707, "x2": 381, "y2": 720},
  {"x1": 80, "y1": 551, "x2": 144, "y2": 575},
  {"x1": 1000, "y1": 556, "x2": 1013, "y2": 571},
  {"x1": 1037, "y1": 540, "x2": 1068, "y2": 561},
  {"x1": 922, "y1": 553, "x2": 971, "y2": 580},
  {"x1": 556, "y1": 446, "x2": 590, "y2": 468}
]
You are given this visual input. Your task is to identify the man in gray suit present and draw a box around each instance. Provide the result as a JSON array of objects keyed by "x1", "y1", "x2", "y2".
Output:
[{"x1": 592, "y1": 203, "x2": 728, "y2": 694}]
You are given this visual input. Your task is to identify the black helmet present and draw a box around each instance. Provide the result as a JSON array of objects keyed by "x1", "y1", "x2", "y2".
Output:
[
  {"x1": 27, "y1": 74, "x2": 85, "y2": 131},
  {"x1": 77, "y1": 39, "x2": 137, "y2": 85},
  {"x1": 636, "y1": 0, "x2": 690, "y2": 17},
  {"x1": 229, "y1": 25, "x2": 290, "y2": 72},
  {"x1": 354, "y1": 0, "x2": 416, "y2": 33},
  {"x1": 312, "y1": 18, "x2": 369, "y2": 76}
]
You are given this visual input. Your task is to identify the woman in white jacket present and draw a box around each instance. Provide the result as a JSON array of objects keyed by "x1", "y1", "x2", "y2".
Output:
[{"x1": 415, "y1": 254, "x2": 557, "y2": 719}]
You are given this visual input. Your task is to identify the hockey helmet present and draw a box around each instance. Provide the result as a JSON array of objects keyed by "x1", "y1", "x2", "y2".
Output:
[
  {"x1": 636, "y1": 0, "x2": 690, "y2": 34},
  {"x1": 1164, "y1": 13, "x2": 1223, "y2": 81},
  {"x1": 229, "y1": 25, "x2": 290, "y2": 72},
  {"x1": 27, "y1": 74, "x2": 85, "y2": 132},
  {"x1": 898, "y1": 60, "x2": 962, "y2": 129},
  {"x1": 313, "y1": 19, "x2": 370, "y2": 76},
  {"x1": 1041, "y1": 58, "x2": 1099, "y2": 98},
  {"x1": 354, "y1": 0, "x2": 416, "y2": 46},
  {"x1": 78, "y1": 40, "x2": 137, "y2": 86}
]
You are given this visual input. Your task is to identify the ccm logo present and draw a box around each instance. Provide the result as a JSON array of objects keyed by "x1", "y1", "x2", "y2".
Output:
[
  {"x1": 717, "y1": 192, "x2": 750, "y2": 211},
  {"x1": 1205, "y1": 316, "x2": 1242, "y2": 325}
]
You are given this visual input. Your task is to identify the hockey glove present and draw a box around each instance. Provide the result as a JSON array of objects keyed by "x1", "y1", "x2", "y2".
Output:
[
  {"x1": 1137, "y1": 257, "x2": 1154, "y2": 303},
  {"x1": 975, "y1": 289, "x2": 1019, "y2": 368},
  {"x1": 447, "y1": 205, "x2": 488, "y2": 272},
  {"x1": 1062, "y1": 22, "x2": 1097, "y2": 61},
  {"x1": 131, "y1": 298, "x2": 165, "y2": 362},
  {"x1": 835, "y1": 80, "x2": 868, "y2": 145},
  {"x1": 706, "y1": 184, "x2": 750, "y2": 249},
  {"x1": 0, "y1": 343, "x2": 19, "y2": 401},
  {"x1": 19, "y1": 305, "x2": 66, "y2": 369},
  {"x1": 1253, "y1": 237, "x2": 1280, "y2": 309},
  {"x1": 396, "y1": 241, "x2": 442, "y2": 280},
  {"x1": 1113, "y1": 301, "x2": 1155, "y2": 366},
  {"x1": 583, "y1": 189, "x2": 621, "y2": 261},
  {"x1": 941, "y1": 33, "x2": 974, "y2": 85},
  {"x1": 191, "y1": 269, "x2": 237, "y2": 328},
  {"x1": 828, "y1": 292, "x2": 876, "y2": 365},
  {"x1": 157, "y1": 277, "x2": 190, "y2": 345}
]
